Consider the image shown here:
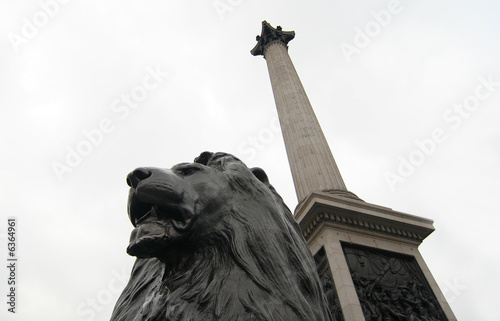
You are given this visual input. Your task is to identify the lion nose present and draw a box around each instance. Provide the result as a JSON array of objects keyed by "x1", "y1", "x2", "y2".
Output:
[{"x1": 127, "y1": 167, "x2": 152, "y2": 188}]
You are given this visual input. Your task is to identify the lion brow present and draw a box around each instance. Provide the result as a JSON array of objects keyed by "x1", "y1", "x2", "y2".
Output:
[{"x1": 209, "y1": 153, "x2": 243, "y2": 169}]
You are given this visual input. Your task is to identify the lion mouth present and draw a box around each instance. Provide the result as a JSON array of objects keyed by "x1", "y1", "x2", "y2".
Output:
[
  {"x1": 129, "y1": 194, "x2": 194, "y2": 231},
  {"x1": 127, "y1": 192, "x2": 195, "y2": 258}
]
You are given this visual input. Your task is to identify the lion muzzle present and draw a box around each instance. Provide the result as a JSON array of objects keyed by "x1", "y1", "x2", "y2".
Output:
[{"x1": 125, "y1": 167, "x2": 197, "y2": 258}]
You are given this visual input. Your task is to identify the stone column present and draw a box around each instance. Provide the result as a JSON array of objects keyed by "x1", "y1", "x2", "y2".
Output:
[
  {"x1": 251, "y1": 21, "x2": 457, "y2": 321},
  {"x1": 251, "y1": 21, "x2": 353, "y2": 204}
]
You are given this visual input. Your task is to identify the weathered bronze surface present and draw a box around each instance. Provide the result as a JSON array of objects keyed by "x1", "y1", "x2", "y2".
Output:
[
  {"x1": 342, "y1": 243, "x2": 447, "y2": 321},
  {"x1": 315, "y1": 247, "x2": 345, "y2": 321},
  {"x1": 111, "y1": 152, "x2": 332, "y2": 321}
]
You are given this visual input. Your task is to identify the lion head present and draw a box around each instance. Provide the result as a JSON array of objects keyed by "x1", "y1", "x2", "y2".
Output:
[{"x1": 111, "y1": 152, "x2": 332, "y2": 321}]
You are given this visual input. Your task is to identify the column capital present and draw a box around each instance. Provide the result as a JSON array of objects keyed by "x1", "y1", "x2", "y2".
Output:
[{"x1": 250, "y1": 21, "x2": 295, "y2": 56}]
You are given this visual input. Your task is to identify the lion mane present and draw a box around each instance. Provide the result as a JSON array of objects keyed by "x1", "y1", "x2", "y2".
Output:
[{"x1": 111, "y1": 152, "x2": 332, "y2": 321}]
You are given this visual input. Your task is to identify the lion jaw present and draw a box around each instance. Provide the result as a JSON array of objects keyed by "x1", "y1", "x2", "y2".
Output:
[{"x1": 126, "y1": 168, "x2": 199, "y2": 258}]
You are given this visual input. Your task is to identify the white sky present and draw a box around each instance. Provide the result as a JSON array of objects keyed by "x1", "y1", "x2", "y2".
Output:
[{"x1": 1, "y1": 1, "x2": 499, "y2": 320}]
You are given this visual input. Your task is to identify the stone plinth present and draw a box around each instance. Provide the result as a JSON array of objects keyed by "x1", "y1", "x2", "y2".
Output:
[{"x1": 295, "y1": 192, "x2": 457, "y2": 321}]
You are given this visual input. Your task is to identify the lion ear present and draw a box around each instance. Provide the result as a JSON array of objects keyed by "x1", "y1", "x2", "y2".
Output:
[
  {"x1": 250, "y1": 167, "x2": 270, "y2": 185},
  {"x1": 194, "y1": 151, "x2": 213, "y2": 165}
]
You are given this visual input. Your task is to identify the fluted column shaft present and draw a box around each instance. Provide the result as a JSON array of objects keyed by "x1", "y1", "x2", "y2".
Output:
[{"x1": 263, "y1": 41, "x2": 347, "y2": 202}]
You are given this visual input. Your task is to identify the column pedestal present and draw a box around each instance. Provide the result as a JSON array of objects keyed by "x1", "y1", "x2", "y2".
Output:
[{"x1": 296, "y1": 193, "x2": 457, "y2": 321}]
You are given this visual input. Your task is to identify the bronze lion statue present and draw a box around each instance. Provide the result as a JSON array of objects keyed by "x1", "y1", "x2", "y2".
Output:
[{"x1": 111, "y1": 152, "x2": 332, "y2": 321}]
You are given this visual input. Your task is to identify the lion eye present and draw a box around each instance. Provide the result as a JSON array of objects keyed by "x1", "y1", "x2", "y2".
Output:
[{"x1": 178, "y1": 166, "x2": 201, "y2": 176}]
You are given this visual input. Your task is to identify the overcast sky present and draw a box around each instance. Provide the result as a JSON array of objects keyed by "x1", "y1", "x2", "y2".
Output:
[{"x1": 1, "y1": 1, "x2": 499, "y2": 320}]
